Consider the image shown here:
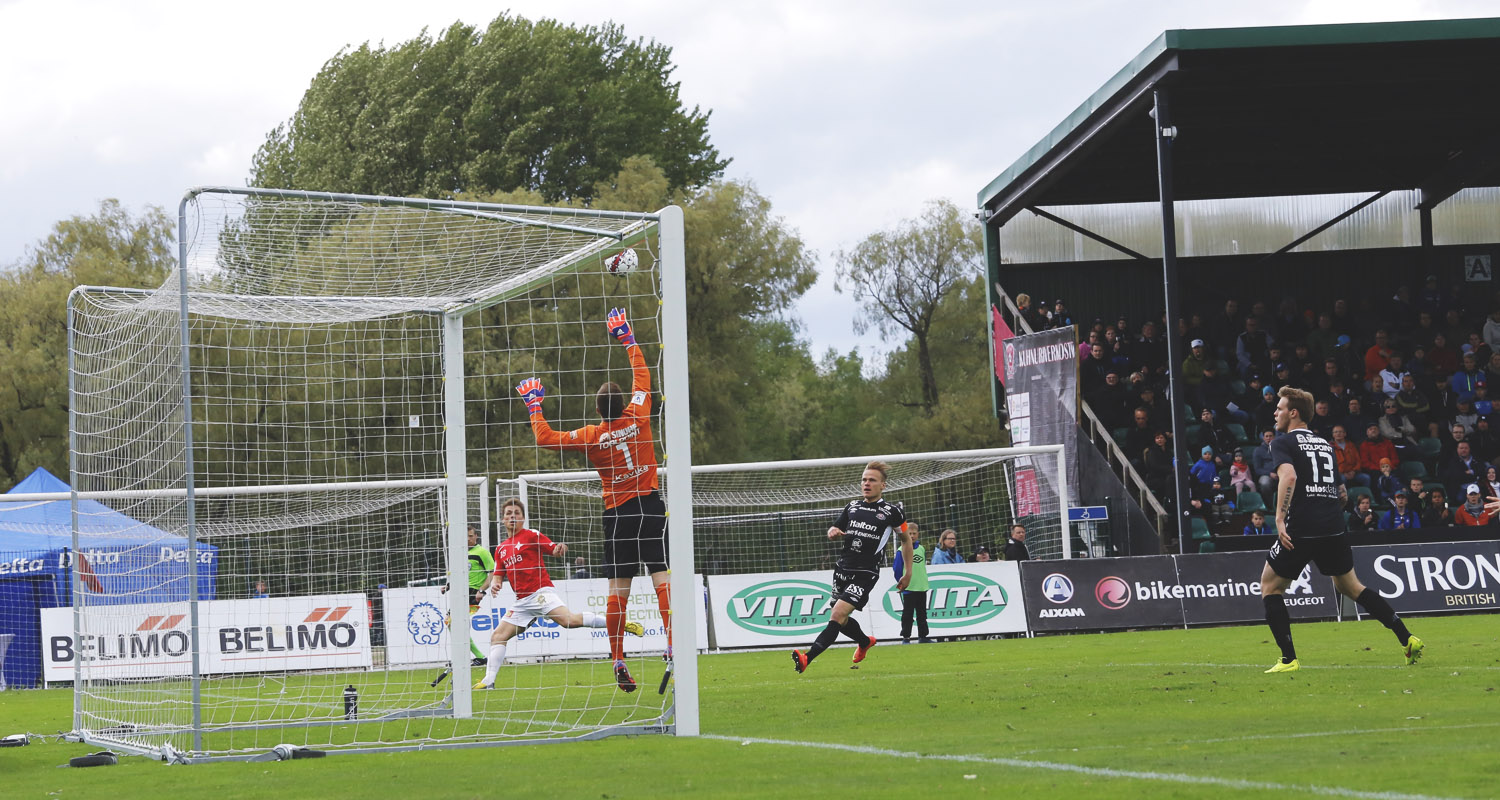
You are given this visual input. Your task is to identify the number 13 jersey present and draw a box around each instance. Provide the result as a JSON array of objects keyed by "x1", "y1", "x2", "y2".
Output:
[{"x1": 1270, "y1": 429, "x2": 1346, "y2": 539}]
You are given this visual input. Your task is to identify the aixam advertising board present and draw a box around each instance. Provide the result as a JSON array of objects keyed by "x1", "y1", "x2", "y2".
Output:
[
  {"x1": 42, "y1": 593, "x2": 371, "y2": 682},
  {"x1": 382, "y1": 575, "x2": 706, "y2": 665},
  {"x1": 1354, "y1": 540, "x2": 1500, "y2": 614},
  {"x1": 707, "y1": 563, "x2": 1027, "y2": 648}
]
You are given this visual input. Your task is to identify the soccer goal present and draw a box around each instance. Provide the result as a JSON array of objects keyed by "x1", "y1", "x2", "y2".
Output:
[{"x1": 62, "y1": 188, "x2": 694, "y2": 761}]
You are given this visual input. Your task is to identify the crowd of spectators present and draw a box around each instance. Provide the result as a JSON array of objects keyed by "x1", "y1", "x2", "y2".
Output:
[{"x1": 1020, "y1": 278, "x2": 1500, "y2": 533}]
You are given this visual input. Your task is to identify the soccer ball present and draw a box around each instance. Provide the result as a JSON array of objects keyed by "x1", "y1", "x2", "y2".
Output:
[{"x1": 605, "y1": 249, "x2": 640, "y2": 274}]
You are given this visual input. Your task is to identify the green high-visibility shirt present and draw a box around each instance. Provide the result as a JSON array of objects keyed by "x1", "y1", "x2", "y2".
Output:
[
  {"x1": 907, "y1": 543, "x2": 929, "y2": 592},
  {"x1": 468, "y1": 544, "x2": 495, "y2": 590}
]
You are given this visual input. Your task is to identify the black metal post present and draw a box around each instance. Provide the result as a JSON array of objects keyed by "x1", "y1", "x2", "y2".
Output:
[
  {"x1": 1419, "y1": 206, "x2": 1434, "y2": 249},
  {"x1": 1153, "y1": 88, "x2": 1191, "y2": 553}
]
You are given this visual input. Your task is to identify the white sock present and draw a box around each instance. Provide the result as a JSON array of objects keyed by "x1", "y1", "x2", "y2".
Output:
[
  {"x1": 482, "y1": 644, "x2": 507, "y2": 685},
  {"x1": 580, "y1": 611, "x2": 607, "y2": 629}
]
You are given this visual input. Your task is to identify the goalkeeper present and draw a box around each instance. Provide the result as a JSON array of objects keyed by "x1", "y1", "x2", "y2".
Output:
[
  {"x1": 515, "y1": 308, "x2": 667, "y2": 693},
  {"x1": 442, "y1": 525, "x2": 493, "y2": 666}
]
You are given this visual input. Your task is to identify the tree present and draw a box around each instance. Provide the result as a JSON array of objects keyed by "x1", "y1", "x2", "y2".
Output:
[
  {"x1": 0, "y1": 200, "x2": 173, "y2": 486},
  {"x1": 835, "y1": 199, "x2": 983, "y2": 414},
  {"x1": 251, "y1": 15, "x2": 728, "y2": 202}
]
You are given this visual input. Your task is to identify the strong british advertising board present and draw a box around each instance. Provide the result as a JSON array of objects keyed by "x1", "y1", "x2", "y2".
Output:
[
  {"x1": 1355, "y1": 540, "x2": 1500, "y2": 614},
  {"x1": 707, "y1": 563, "x2": 1028, "y2": 648},
  {"x1": 42, "y1": 593, "x2": 372, "y2": 682},
  {"x1": 381, "y1": 575, "x2": 707, "y2": 665}
]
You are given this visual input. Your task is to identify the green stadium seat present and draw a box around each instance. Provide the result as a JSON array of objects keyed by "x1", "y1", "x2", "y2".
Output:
[
  {"x1": 1416, "y1": 437, "x2": 1442, "y2": 460},
  {"x1": 1185, "y1": 424, "x2": 1204, "y2": 448},
  {"x1": 1190, "y1": 516, "x2": 1212, "y2": 540},
  {"x1": 1237, "y1": 491, "x2": 1266, "y2": 513},
  {"x1": 1112, "y1": 427, "x2": 1131, "y2": 446},
  {"x1": 1198, "y1": 539, "x2": 1217, "y2": 554},
  {"x1": 1225, "y1": 422, "x2": 1250, "y2": 446},
  {"x1": 1229, "y1": 379, "x2": 1246, "y2": 397},
  {"x1": 1396, "y1": 461, "x2": 1427, "y2": 480},
  {"x1": 1424, "y1": 481, "x2": 1445, "y2": 497}
]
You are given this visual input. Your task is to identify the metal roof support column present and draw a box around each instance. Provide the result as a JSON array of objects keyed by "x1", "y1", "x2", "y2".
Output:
[
  {"x1": 1153, "y1": 87, "x2": 1192, "y2": 553},
  {"x1": 1419, "y1": 206, "x2": 1434, "y2": 249}
]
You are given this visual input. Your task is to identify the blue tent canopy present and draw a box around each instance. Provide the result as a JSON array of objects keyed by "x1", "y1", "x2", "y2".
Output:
[{"x1": 0, "y1": 468, "x2": 217, "y2": 688}]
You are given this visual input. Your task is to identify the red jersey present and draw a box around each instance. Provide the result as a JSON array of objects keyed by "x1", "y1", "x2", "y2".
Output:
[
  {"x1": 492, "y1": 528, "x2": 559, "y2": 599},
  {"x1": 529, "y1": 342, "x2": 659, "y2": 509}
]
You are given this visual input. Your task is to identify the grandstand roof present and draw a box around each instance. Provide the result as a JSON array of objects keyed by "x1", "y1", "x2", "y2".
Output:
[{"x1": 978, "y1": 18, "x2": 1500, "y2": 226}]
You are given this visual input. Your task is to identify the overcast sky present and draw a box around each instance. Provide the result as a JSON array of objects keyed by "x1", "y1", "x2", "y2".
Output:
[{"x1": 0, "y1": 0, "x2": 1491, "y2": 361}]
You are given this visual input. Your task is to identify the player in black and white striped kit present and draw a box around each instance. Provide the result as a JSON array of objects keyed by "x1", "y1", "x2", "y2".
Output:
[
  {"x1": 793, "y1": 461, "x2": 913, "y2": 673},
  {"x1": 1260, "y1": 386, "x2": 1424, "y2": 673}
]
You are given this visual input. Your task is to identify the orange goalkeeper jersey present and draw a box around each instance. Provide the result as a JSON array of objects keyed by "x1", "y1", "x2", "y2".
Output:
[{"x1": 528, "y1": 342, "x2": 659, "y2": 509}]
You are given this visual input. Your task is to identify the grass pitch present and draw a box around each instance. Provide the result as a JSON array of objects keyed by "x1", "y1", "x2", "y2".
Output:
[{"x1": 4, "y1": 614, "x2": 1497, "y2": 799}]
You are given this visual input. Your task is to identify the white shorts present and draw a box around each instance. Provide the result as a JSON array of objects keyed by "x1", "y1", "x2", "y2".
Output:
[{"x1": 501, "y1": 590, "x2": 565, "y2": 629}]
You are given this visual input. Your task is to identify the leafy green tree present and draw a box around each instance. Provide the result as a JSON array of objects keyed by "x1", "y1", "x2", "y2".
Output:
[
  {"x1": 251, "y1": 15, "x2": 728, "y2": 202},
  {"x1": 0, "y1": 200, "x2": 173, "y2": 486},
  {"x1": 835, "y1": 199, "x2": 983, "y2": 414}
]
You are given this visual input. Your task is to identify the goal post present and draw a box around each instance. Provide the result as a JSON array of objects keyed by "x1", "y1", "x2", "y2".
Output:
[{"x1": 63, "y1": 187, "x2": 693, "y2": 761}]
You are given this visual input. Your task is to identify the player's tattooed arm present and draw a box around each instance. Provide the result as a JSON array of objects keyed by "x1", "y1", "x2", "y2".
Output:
[{"x1": 1275, "y1": 463, "x2": 1296, "y2": 549}]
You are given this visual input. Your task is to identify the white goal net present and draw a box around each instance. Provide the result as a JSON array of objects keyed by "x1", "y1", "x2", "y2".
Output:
[{"x1": 62, "y1": 188, "x2": 693, "y2": 761}]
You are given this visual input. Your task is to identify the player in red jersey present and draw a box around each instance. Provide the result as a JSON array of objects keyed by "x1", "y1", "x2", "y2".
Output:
[
  {"x1": 516, "y1": 307, "x2": 666, "y2": 693},
  {"x1": 474, "y1": 498, "x2": 642, "y2": 689}
]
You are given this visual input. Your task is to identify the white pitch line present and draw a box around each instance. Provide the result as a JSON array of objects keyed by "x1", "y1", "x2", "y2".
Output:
[
  {"x1": 1108, "y1": 662, "x2": 1500, "y2": 671},
  {"x1": 703, "y1": 734, "x2": 1473, "y2": 800},
  {"x1": 1010, "y1": 721, "x2": 1500, "y2": 756}
]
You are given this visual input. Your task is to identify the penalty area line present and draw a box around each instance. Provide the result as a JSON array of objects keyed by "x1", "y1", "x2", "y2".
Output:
[{"x1": 703, "y1": 734, "x2": 1470, "y2": 800}]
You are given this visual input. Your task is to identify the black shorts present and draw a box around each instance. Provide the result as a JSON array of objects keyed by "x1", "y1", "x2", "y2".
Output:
[
  {"x1": 831, "y1": 567, "x2": 879, "y2": 611},
  {"x1": 602, "y1": 491, "x2": 667, "y2": 579},
  {"x1": 1266, "y1": 534, "x2": 1354, "y2": 580}
]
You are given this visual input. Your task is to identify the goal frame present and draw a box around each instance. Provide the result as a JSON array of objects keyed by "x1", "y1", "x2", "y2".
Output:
[{"x1": 62, "y1": 187, "x2": 695, "y2": 759}]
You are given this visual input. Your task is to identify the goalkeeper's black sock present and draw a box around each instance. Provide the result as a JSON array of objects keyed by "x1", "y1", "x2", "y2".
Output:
[
  {"x1": 1355, "y1": 587, "x2": 1411, "y2": 645},
  {"x1": 840, "y1": 617, "x2": 869, "y2": 645},
  {"x1": 805, "y1": 621, "x2": 842, "y2": 662},
  {"x1": 1263, "y1": 594, "x2": 1296, "y2": 662}
]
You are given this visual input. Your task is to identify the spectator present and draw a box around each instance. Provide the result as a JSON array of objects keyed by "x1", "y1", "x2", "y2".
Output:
[
  {"x1": 1210, "y1": 299, "x2": 1243, "y2": 361},
  {"x1": 1123, "y1": 407, "x2": 1158, "y2": 462},
  {"x1": 973, "y1": 546, "x2": 993, "y2": 562},
  {"x1": 1411, "y1": 309, "x2": 1439, "y2": 350},
  {"x1": 1377, "y1": 354, "x2": 1408, "y2": 398},
  {"x1": 1252, "y1": 384, "x2": 1279, "y2": 433},
  {"x1": 1378, "y1": 491, "x2": 1421, "y2": 530},
  {"x1": 1440, "y1": 440, "x2": 1487, "y2": 495},
  {"x1": 1359, "y1": 423, "x2": 1399, "y2": 479},
  {"x1": 1136, "y1": 384, "x2": 1170, "y2": 426},
  {"x1": 1003, "y1": 525, "x2": 1030, "y2": 562},
  {"x1": 1427, "y1": 332, "x2": 1460, "y2": 377},
  {"x1": 1331, "y1": 425, "x2": 1369, "y2": 488},
  {"x1": 1309, "y1": 399, "x2": 1337, "y2": 441},
  {"x1": 1228, "y1": 449, "x2": 1255, "y2": 496},
  {"x1": 1205, "y1": 476, "x2": 1234, "y2": 525},
  {"x1": 1347, "y1": 495, "x2": 1379, "y2": 531},
  {"x1": 1377, "y1": 398, "x2": 1419, "y2": 453},
  {"x1": 1272, "y1": 361, "x2": 1296, "y2": 391},
  {"x1": 1330, "y1": 298, "x2": 1356, "y2": 338},
  {"x1": 1189, "y1": 446, "x2": 1218, "y2": 509},
  {"x1": 1016, "y1": 293, "x2": 1046, "y2": 332},
  {"x1": 1372, "y1": 458, "x2": 1402, "y2": 506},
  {"x1": 1421, "y1": 488, "x2": 1453, "y2": 528},
  {"x1": 1441, "y1": 422, "x2": 1470, "y2": 462},
  {"x1": 1197, "y1": 409, "x2": 1233, "y2": 463},
  {"x1": 1388, "y1": 285, "x2": 1417, "y2": 334},
  {"x1": 1475, "y1": 383, "x2": 1495, "y2": 417},
  {"x1": 1410, "y1": 474, "x2": 1434, "y2": 510},
  {"x1": 1273, "y1": 298, "x2": 1307, "y2": 344},
  {"x1": 1471, "y1": 415, "x2": 1500, "y2": 464},
  {"x1": 1243, "y1": 509, "x2": 1271, "y2": 536},
  {"x1": 1252, "y1": 429, "x2": 1278, "y2": 498},
  {"x1": 1395, "y1": 373, "x2": 1436, "y2": 437},
  {"x1": 1485, "y1": 352, "x2": 1500, "y2": 389},
  {"x1": 1364, "y1": 329, "x2": 1394, "y2": 384},
  {"x1": 1183, "y1": 312, "x2": 1209, "y2": 353},
  {"x1": 1468, "y1": 333, "x2": 1495, "y2": 367},
  {"x1": 1450, "y1": 352, "x2": 1485, "y2": 398},
  {"x1": 253, "y1": 580, "x2": 270, "y2": 599},
  {"x1": 1456, "y1": 484, "x2": 1494, "y2": 526},
  {"x1": 1052, "y1": 300, "x2": 1075, "y2": 331},
  {"x1": 1290, "y1": 341, "x2": 1317, "y2": 385},
  {"x1": 931, "y1": 529, "x2": 965, "y2": 564},
  {"x1": 1089, "y1": 371, "x2": 1132, "y2": 430},
  {"x1": 1418, "y1": 275, "x2": 1444, "y2": 317},
  {"x1": 1182, "y1": 339, "x2": 1209, "y2": 387},
  {"x1": 1236, "y1": 316, "x2": 1273, "y2": 379},
  {"x1": 1143, "y1": 431, "x2": 1175, "y2": 499},
  {"x1": 1455, "y1": 397, "x2": 1480, "y2": 433},
  {"x1": 1081, "y1": 343, "x2": 1110, "y2": 394},
  {"x1": 1332, "y1": 334, "x2": 1362, "y2": 384},
  {"x1": 1325, "y1": 378, "x2": 1355, "y2": 411},
  {"x1": 1306, "y1": 311, "x2": 1339, "y2": 365},
  {"x1": 1341, "y1": 397, "x2": 1372, "y2": 443},
  {"x1": 1482, "y1": 465, "x2": 1500, "y2": 505},
  {"x1": 1136, "y1": 320, "x2": 1167, "y2": 376},
  {"x1": 1249, "y1": 300, "x2": 1274, "y2": 335},
  {"x1": 572, "y1": 557, "x2": 593, "y2": 580}
]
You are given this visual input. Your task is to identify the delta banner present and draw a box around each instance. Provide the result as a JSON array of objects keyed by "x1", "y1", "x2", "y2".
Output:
[
  {"x1": 382, "y1": 575, "x2": 708, "y2": 665},
  {"x1": 1173, "y1": 552, "x2": 1338, "y2": 625},
  {"x1": 707, "y1": 563, "x2": 1028, "y2": 648},
  {"x1": 1354, "y1": 540, "x2": 1500, "y2": 615},
  {"x1": 1002, "y1": 327, "x2": 1079, "y2": 508},
  {"x1": 41, "y1": 593, "x2": 372, "y2": 682}
]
